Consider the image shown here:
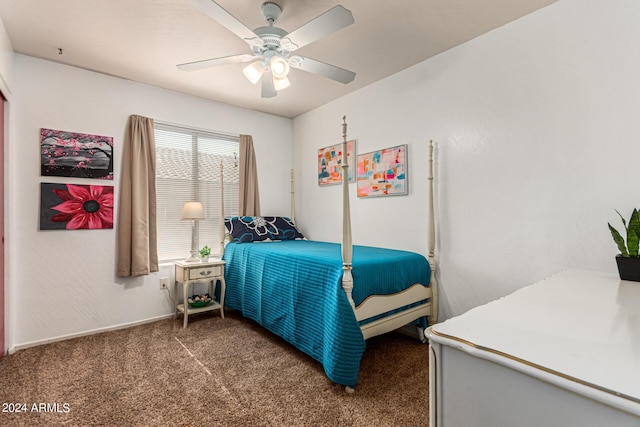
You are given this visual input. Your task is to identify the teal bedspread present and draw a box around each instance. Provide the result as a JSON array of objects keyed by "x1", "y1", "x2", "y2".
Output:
[{"x1": 222, "y1": 240, "x2": 430, "y2": 387}]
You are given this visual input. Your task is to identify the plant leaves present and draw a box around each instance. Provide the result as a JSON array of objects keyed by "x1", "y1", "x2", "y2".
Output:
[
  {"x1": 609, "y1": 223, "x2": 629, "y2": 256},
  {"x1": 629, "y1": 229, "x2": 640, "y2": 258},
  {"x1": 628, "y1": 209, "x2": 640, "y2": 257},
  {"x1": 616, "y1": 209, "x2": 628, "y2": 233}
]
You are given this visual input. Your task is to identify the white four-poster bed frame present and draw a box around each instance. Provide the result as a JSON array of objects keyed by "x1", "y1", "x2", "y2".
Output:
[{"x1": 219, "y1": 116, "x2": 438, "y2": 343}]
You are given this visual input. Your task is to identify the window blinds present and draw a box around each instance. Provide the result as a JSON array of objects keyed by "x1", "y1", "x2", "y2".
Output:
[{"x1": 154, "y1": 122, "x2": 239, "y2": 262}]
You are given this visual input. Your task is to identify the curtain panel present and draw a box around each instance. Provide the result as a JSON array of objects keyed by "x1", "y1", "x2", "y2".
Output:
[
  {"x1": 239, "y1": 135, "x2": 261, "y2": 216},
  {"x1": 116, "y1": 115, "x2": 159, "y2": 277}
]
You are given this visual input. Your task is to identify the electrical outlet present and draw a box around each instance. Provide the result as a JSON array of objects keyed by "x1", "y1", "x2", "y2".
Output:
[{"x1": 160, "y1": 277, "x2": 169, "y2": 290}]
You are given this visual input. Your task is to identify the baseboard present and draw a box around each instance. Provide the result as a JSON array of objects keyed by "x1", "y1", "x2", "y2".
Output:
[{"x1": 10, "y1": 313, "x2": 175, "y2": 354}]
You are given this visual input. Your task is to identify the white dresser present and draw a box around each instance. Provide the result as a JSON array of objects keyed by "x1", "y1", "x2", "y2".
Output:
[{"x1": 426, "y1": 269, "x2": 640, "y2": 427}]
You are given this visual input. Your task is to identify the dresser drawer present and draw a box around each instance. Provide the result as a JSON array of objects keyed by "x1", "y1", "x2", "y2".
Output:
[{"x1": 188, "y1": 265, "x2": 222, "y2": 280}]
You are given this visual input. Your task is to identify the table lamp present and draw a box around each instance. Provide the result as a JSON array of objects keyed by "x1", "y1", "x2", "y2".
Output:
[{"x1": 181, "y1": 201, "x2": 204, "y2": 262}]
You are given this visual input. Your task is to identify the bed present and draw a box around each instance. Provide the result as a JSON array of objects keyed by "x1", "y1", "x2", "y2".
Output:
[{"x1": 218, "y1": 117, "x2": 439, "y2": 390}]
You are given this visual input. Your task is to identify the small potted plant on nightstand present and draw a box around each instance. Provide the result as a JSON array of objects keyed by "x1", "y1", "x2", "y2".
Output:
[
  {"x1": 199, "y1": 244, "x2": 211, "y2": 262},
  {"x1": 608, "y1": 208, "x2": 640, "y2": 281}
]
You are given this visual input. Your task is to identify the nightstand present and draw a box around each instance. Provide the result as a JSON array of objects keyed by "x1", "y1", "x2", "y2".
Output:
[{"x1": 174, "y1": 259, "x2": 226, "y2": 328}]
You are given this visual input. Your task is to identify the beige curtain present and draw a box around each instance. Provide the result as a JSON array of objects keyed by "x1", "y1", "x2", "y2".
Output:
[
  {"x1": 116, "y1": 115, "x2": 158, "y2": 277},
  {"x1": 239, "y1": 134, "x2": 261, "y2": 216}
]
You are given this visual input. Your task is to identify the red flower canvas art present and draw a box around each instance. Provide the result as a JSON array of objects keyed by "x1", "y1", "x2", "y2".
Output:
[{"x1": 40, "y1": 183, "x2": 114, "y2": 230}]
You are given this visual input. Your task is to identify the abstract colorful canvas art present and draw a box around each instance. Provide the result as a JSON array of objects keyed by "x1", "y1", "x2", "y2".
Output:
[
  {"x1": 40, "y1": 128, "x2": 113, "y2": 179},
  {"x1": 40, "y1": 183, "x2": 114, "y2": 230},
  {"x1": 357, "y1": 144, "x2": 408, "y2": 198},
  {"x1": 318, "y1": 140, "x2": 356, "y2": 186}
]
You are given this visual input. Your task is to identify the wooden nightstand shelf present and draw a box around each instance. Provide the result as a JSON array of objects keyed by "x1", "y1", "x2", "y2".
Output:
[{"x1": 174, "y1": 259, "x2": 226, "y2": 328}]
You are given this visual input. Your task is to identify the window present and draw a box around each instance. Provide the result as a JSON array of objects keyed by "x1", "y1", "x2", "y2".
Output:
[{"x1": 154, "y1": 122, "x2": 239, "y2": 262}]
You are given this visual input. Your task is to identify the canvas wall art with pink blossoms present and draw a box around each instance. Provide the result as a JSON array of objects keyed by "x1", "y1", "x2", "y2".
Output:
[
  {"x1": 40, "y1": 128, "x2": 113, "y2": 180},
  {"x1": 40, "y1": 183, "x2": 114, "y2": 230}
]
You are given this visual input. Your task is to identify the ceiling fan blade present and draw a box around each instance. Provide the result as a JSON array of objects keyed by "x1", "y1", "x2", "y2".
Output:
[
  {"x1": 177, "y1": 54, "x2": 255, "y2": 71},
  {"x1": 189, "y1": 0, "x2": 260, "y2": 45},
  {"x1": 281, "y1": 5, "x2": 354, "y2": 51},
  {"x1": 292, "y1": 57, "x2": 356, "y2": 84},
  {"x1": 261, "y1": 72, "x2": 277, "y2": 98}
]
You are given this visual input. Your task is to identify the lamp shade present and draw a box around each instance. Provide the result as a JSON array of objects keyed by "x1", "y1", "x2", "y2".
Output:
[
  {"x1": 181, "y1": 202, "x2": 204, "y2": 220},
  {"x1": 273, "y1": 75, "x2": 291, "y2": 91},
  {"x1": 243, "y1": 61, "x2": 265, "y2": 85},
  {"x1": 270, "y1": 56, "x2": 290, "y2": 79}
]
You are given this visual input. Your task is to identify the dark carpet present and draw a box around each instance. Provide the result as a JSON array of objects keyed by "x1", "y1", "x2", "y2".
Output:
[{"x1": 0, "y1": 310, "x2": 429, "y2": 426}]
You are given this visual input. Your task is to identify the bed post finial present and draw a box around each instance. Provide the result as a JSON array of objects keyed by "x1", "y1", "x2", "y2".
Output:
[
  {"x1": 341, "y1": 116, "x2": 355, "y2": 309},
  {"x1": 290, "y1": 169, "x2": 295, "y2": 224},
  {"x1": 219, "y1": 160, "x2": 225, "y2": 258},
  {"x1": 341, "y1": 115, "x2": 347, "y2": 141},
  {"x1": 427, "y1": 140, "x2": 438, "y2": 324}
]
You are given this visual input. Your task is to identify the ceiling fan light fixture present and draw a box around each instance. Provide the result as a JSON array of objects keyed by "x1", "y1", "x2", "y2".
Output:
[
  {"x1": 243, "y1": 61, "x2": 264, "y2": 84},
  {"x1": 273, "y1": 75, "x2": 291, "y2": 91},
  {"x1": 270, "y1": 56, "x2": 290, "y2": 79},
  {"x1": 180, "y1": 1, "x2": 357, "y2": 99}
]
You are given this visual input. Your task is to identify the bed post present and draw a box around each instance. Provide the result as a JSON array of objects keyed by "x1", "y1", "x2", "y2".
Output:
[
  {"x1": 290, "y1": 169, "x2": 296, "y2": 223},
  {"x1": 219, "y1": 160, "x2": 225, "y2": 258},
  {"x1": 341, "y1": 116, "x2": 356, "y2": 394},
  {"x1": 427, "y1": 140, "x2": 439, "y2": 324},
  {"x1": 341, "y1": 116, "x2": 355, "y2": 310}
]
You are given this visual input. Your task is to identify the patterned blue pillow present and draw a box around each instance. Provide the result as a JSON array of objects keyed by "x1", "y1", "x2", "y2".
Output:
[{"x1": 225, "y1": 216, "x2": 305, "y2": 243}]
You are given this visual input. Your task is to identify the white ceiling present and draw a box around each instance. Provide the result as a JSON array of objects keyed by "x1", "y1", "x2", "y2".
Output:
[{"x1": 0, "y1": 0, "x2": 557, "y2": 118}]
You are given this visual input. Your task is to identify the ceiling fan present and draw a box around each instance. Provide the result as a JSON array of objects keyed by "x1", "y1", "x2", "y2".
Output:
[{"x1": 178, "y1": 0, "x2": 356, "y2": 98}]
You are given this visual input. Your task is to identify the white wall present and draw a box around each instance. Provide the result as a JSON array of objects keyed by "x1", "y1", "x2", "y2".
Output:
[
  {"x1": 0, "y1": 16, "x2": 11, "y2": 97},
  {"x1": 293, "y1": 0, "x2": 640, "y2": 321},
  {"x1": 8, "y1": 54, "x2": 292, "y2": 349}
]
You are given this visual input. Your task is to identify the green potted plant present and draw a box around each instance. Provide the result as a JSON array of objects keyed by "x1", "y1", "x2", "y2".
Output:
[
  {"x1": 608, "y1": 208, "x2": 640, "y2": 281},
  {"x1": 199, "y1": 244, "x2": 211, "y2": 262}
]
